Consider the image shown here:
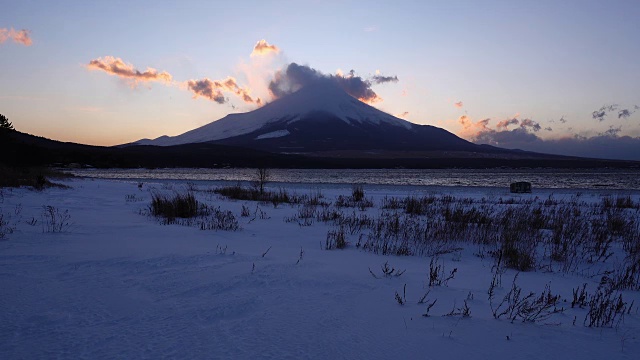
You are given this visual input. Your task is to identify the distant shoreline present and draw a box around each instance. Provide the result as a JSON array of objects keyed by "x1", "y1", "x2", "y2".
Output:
[{"x1": 64, "y1": 168, "x2": 640, "y2": 191}]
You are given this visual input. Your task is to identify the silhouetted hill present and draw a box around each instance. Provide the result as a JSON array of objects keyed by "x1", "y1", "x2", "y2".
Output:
[
  {"x1": 1, "y1": 129, "x2": 639, "y2": 169},
  {"x1": 0, "y1": 129, "x2": 297, "y2": 168}
]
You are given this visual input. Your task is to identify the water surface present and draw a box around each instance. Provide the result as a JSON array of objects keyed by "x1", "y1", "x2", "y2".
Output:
[{"x1": 67, "y1": 168, "x2": 640, "y2": 190}]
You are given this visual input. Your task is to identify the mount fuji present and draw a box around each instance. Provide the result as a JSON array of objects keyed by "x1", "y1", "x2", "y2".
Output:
[
  {"x1": 6, "y1": 79, "x2": 636, "y2": 168},
  {"x1": 131, "y1": 82, "x2": 501, "y2": 155}
]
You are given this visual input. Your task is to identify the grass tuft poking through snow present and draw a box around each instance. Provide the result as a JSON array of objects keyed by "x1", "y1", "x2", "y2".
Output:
[
  {"x1": 3, "y1": 179, "x2": 640, "y2": 358},
  {"x1": 0, "y1": 212, "x2": 14, "y2": 239},
  {"x1": 150, "y1": 192, "x2": 199, "y2": 221},
  {"x1": 149, "y1": 191, "x2": 240, "y2": 231},
  {"x1": 41, "y1": 205, "x2": 71, "y2": 233},
  {"x1": 325, "y1": 226, "x2": 347, "y2": 249}
]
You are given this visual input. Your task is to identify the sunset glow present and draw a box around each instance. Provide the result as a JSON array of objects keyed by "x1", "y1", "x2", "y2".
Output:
[
  {"x1": 87, "y1": 56, "x2": 173, "y2": 86},
  {"x1": 1, "y1": 1, "x2": 639, "y2": 159}
]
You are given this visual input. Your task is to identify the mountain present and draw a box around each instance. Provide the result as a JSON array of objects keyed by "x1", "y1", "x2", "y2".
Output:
[
  {"x1": 4, "y1": 128, "x2": 639, "y2": 169},
  {"x1": 0, "y1": 129, "x2": 302, "y2": 169},
  {"x1": 131, "y1": 82, "x2": 501, "y2": 155},
  {"x1": 7, "y1": 82, "x2": 637, "y2": 170}
]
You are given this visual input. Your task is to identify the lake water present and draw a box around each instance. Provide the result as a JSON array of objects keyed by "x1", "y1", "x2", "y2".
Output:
[{"x1": 66, "y1": 168, "x2": 640, "y2": 190}]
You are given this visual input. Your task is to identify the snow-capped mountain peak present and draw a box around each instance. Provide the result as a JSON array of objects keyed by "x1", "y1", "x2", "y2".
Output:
[{"x1": 133, "y1": 82, "x2": 412, "y2": 147}]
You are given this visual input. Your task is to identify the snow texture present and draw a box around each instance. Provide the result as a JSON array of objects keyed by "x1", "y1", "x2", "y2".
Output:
[
  {"x1": 134, "y1": 82, "x2": 413, "y2": 146},
  {"x1": 255, "y1": 129, "x2": 290, "y2": 140},
  {"x1": 1, "y1": 179, "x2": 639, "y2": 359}
]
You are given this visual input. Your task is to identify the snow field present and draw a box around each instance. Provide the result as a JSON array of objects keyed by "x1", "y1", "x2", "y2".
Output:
[{"x1": 1, "y1": 179, "x2": 640, "y2": 359}]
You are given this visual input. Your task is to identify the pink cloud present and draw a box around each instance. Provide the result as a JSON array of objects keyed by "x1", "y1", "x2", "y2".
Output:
[
  {"x1": 87, "y1": 56, "x2": 172, "y2": 86},
  {"x1": 458, "y1": 115, "x2": 491, "y2": 139},
  {"x1": 186, "y1": 77, "x2": 262, "y2": 105},
  {"x1": 251, "y1": 39, "x2": 280, "y2": 57},
  {"x1": 496, "y1": 117, "x2": 519, "y2": 129},
  {"x1": 0, "y1": 28, "x2": 33, "y2": 46},
  {"x1": 457, "y1": 114, "x2": 549, "y2": 148}
]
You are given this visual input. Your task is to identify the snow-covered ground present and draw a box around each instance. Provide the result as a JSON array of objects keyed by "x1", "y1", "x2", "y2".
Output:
[{"x1": 1, "y1": 178, "x2": 639, "y2": 359}]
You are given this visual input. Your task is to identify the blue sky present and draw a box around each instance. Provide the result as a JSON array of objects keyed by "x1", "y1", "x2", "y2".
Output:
[{"x1": 1, "y1": 0, "x2": 639, "y2": 159}]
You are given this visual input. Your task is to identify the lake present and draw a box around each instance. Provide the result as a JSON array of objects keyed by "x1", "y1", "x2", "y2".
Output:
[{"x1": 65, "y1": 168, "x2": 640, "y2": 190}]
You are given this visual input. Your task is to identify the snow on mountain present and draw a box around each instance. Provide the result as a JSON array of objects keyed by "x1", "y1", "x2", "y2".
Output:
[
  {"x1": 254, "y1": 129, "x2": 290, "y2": 140},
  {"x1": 134, "y1": 82, "x2": 413, "y2": 147}
]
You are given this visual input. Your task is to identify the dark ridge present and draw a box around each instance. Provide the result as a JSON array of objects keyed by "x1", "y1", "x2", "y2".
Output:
[{"x1": 1, "y1": 129, "x2": 639, "y2": 169}]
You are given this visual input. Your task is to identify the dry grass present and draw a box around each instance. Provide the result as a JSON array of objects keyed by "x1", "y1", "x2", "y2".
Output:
[{"x1": 0, "y1": 166, "x2": 71, "y2": 189}]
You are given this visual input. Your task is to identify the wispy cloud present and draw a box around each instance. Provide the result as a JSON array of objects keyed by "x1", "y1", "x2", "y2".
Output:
[
  {"x1": 458, "y1": 115, "x2": 491, "y2": 139},
  {"x1": 186, "y1": 77, "x2": 262, "y2": 105},
  {"x1": 519, "y1": 118, "x2": 541, "y2": 132},
  {"x1": 251, "y1": 39, "x2": 280, "y2": 57},
  {"x1": 600, "y1": 125, "x2": 622, "y2": 137},
  {"x1": 0, "y1": 27, "x2": 33, "y2": 46},
  {"x1": 487, "y1": 130, "x2": 640, "y2": 161},
  {"x1": 396, "y1": 111, "x2": 409, "y2": 118},
  {"x1": 87, "y1": 56, "x2": 172, "y2": 86},
  {"x1": 457, "y1": 113, "x2": 640, "y2": 160},
  {"x1": 618, "y1": 108, "x2": 637, "y2": 119},
  {"x1": 185, "y1": 79, "x2": 226, "y2": 104},
  {"x1": 87, "y1": 41, "x2": 398, "y2": 109},
  {"x1": 592, "y1": 103, "x2": 638, "y2": 121},
  {"x1": 459, "y1": 114, "x2": 543, "y2": 145},
  {"x1": 592, "y1": 104, "x2": 618, "y2": 121},
  {"x1": 496, "y1": 117, "x2": 519, "y2": 129},
  {"x1": 371, "y1": 74, "x2": 399, "y2": 84}
]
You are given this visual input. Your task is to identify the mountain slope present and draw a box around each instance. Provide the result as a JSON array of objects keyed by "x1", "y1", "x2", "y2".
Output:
[
  {"x1": 131, "y1": 82, "x2": 489, "y2": 154},
  {"x1": 134, "y1": 82, "x2": 411, "y2": 146},
  {"x1": 213, "y1": 112, "x2": 481, "y2": 153},
  {"x1": 0, "y1": 129, "x2": 301, "y2": 168},
  {"x1": 4, "y1": 129, "x2": 639, "y2": 169}
]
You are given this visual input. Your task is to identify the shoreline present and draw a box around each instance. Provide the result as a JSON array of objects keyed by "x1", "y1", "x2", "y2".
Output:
[{"x1": 63, "y1": 167, "x2": 640, "y2": 192}]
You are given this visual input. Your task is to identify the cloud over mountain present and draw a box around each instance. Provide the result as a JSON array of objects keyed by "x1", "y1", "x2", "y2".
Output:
[
  {"x1": 268, "y1": 63, "x2": 397, "y2": 104},
  {"x1": 86, "y1": 40, "x2": 399, "y2": 109}
]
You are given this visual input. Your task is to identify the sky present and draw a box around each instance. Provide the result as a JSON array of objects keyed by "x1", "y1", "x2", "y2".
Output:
[{"x1": 1, "y1": 0, "x2": 640, "y2": 160}]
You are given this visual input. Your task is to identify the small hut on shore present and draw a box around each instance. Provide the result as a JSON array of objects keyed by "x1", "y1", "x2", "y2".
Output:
[{"x1": 510, "y1": 181, "x2": 532, "y2": 193}]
